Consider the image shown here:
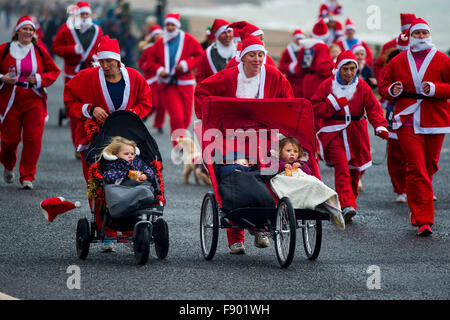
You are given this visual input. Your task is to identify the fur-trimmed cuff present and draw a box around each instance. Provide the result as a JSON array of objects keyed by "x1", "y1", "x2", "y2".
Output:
[
  {"x1": 388, "y1": 81, "x2": 403, "y2": 98},
  {"x1": 179, "y1": 60, "x2": 188, "y2": 73},
  {"x1": 82, "y1": 104, "x2": 93, "y2": 119},
  {"x1": 375, "y1": 126, "x2": 388, "y2": 133},
  {"x1": 421, "y1": 81, "x2": 435, "y2": 97},
  {"x1": 35, "y1": 73, "x2": 42, "y2": 88},
  {"x1": 288, "y1": 61, "x2": 297, "y2": 74},
  {"x1": 156, "y1": 66, "x2": 165, "y2": 78},
  {"x1": 327, "y1": 93, "x2": 340, "y2": 111}
]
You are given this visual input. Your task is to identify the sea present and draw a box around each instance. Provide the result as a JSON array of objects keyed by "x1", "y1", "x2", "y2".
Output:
[{"x1": 171, "y1": 0, "x2": 450, "y2": 52}]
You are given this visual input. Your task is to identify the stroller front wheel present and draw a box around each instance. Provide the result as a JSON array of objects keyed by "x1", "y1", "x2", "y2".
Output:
[
  {"x1": 153, "y1": 218, "x2": 169, "y2": 259},
  {"x1": 302, "y1": 219, "x2": 322, "y2": 260},
  {"x1": 76, "y1": 218, "x2": 90, "y2": 260},
  {"x1": 274, "y1": 197, "x2": 296, "y2": 268},
  {"x1": 133, "y1": 222, "x2": 151, "y2": 265}
]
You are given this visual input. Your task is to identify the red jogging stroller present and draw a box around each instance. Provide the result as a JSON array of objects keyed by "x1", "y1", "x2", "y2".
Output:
[
  {"x1": 197, "y1": 97, "x2": 330, "y2": 268},
  {"x1": 76, "y1": 111, "x2": 168, "y2": 265}
]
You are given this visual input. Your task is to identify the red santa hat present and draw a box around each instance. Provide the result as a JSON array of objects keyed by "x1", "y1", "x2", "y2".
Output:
[
  {"x1": 400, "y1": 13, "x2": 417, "y2": 32},
  {"x1": 211, "y1": 18, "x2": 231, "y2": 39},
  {"x1": 205, "y1": 26, "x2": 215, "y2": 41},
  {"x1": 334, "y1": 50, "x2": 358, "y2": 73},
  {"x1": 351, "y1": 44, "x2": 366, "y2": 55},
  {"x1": 345, "y1": 18, "x2": 356, "y2": 31},
  {"x1": 15, "y1": 16, "x2": 36, "y2": 32},
  {"x1": 165, "y1": 12, "x2": 181, "y2": 28},
  {"x1": 149, "y1": 24, "x2": 163, "y2": 38},
  {"x1": 239, "y1": 33, "x2": 266, "y2": 61},
  {"x1": 77, "y1": 1, "x2": 92, "y2": 15},
  {"x1": 292, "y1": 29, "x2": 305, "y2": 41},
  {"x1": 396, "y1": 31, "x2": 410, "y2": 51},
  {"x1": 312, "y1": 19, "x2": 329, "y2": 40},
  {"x1": 96, "y1": 35, "x2": 121, "y2": 62},
  {"x1": 41, "y1": 197, "x2": 81, "y2": 222},
  {"x1": 228, "y1": 21, "x2": 263, "y2": 41},
  {"x1": 408, "y1": 17, "x2": 430, "y2": 35}
]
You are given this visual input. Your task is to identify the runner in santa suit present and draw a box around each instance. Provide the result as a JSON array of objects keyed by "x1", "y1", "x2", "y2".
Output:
[
  {"x1": 194, "y1": 35, "x2": 293, "y2": 254},
  {"x1": 52, "y1": 2, "x2": 103, "y2": 158},
  {"x1": 294, "y1": 19, "x2": 334, "y2": 100},
  {"x1": 64, "y1": 35, "x2": 152, "y2": 183},
  {"x1": 373, "y1": 13, "x2": 416, "y2": 84},
  {"x1": 324, "y1": 15, "x2": 344, "y2": 45},
  {"x1": 336, "y1": 18, "x2": 373, "y2": 67},
  {"x1": 196, "y1": 18, "x2": 236, "y2": 84},
  {"x1": 318, "y1": 0, "x2": 343, "y2": 19},
  {"x1": 379, "y1": 18, "x2": 450, "y2": 236},
  {"x1": 138, "y1": 24, "x2": 165, "y2": 133},
  {"x1": 278, "y1": 29, "x2": 305, "y2": 98},
  {"x1": 311, "y1": 50, "x2": 388, "y2": 222},
  {"x1": 144, "y1": 13, "x2": 203, "y2": 145},
  {"x1": 0, "y1": 16, "x2": 60, "y2": 189},
  {"x1": 225, "y1": 21, "x2": 277, "y2": 69}
]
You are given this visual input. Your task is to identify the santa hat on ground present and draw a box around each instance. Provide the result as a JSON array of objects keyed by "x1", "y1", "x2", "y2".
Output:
[
  {"x1": 351, "y1": 44, "x2": 366, "y2": 55},
  {"x1": 396, "y1": 31, "x2": 410, "y2": 51},
  {"x1": 292, "y1": 29, "x2": 305, "y2": 41},
  {"x1": 211, "y1": 18, "x2": 231, "y2": 39},
  {"x1": 164, "y1": 12, "x2": 181, "y2": 28},
  {"x1": 41, "y1": 197, "x2": 81, "y2": 222},
  {"x1": 238, "y1": 33, "x2": 266, "y2": 61},
  {"x1": 333, "y1": 50, "x2": 358, "y2": 74},
  {"x1": 15, "y1": 16, "x2": 36, "y2": 32},
  {"x1": 400, "y1": 13, "x2": 416, "y2": 32},
  {"x1": 77, "y1": 1, "x2": 92, "y2": 15},
  {"x1": 228, "y1": 21, "x2": 263, "y2": 42},
  {"x1": 96, "y1": 35, "x2": 121, "y2": 62},
  {"x1": 149, "y1": 24, "x2": 163, "y2": 38},
  {"x1": 312, "y1": 19, "x2": 329, "y2": 41},
  {"x1": 345, "y1": 18, "x2": 356, "y2": 31},
  {"x1": 408, "y1": 17, "x2": 431, "y2": 35}
]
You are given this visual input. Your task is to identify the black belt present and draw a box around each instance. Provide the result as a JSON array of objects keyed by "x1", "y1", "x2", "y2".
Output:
[
  {"x1": 401, "y1": 92, "x2": 433, "y2": 100},
  {"x1": 331, "y1": 115, "x2": 364, "y2": 121},
  {"x1": 15, "y1": 82, "x2": 33, "y2": 89}
]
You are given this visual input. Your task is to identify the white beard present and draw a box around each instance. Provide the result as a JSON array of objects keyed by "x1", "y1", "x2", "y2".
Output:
[
  {"x1": 163, "y1": 29, "x2": 180, "y2": 42},
  {"x1": 332, "y1": 75, "x2": 359, "y2": 101},
  {"x1": 409, "y1": 36, "x2": 434, "y2": 52},
  {"x1": 74, "y1": 17, "x2": 93, "y2": 33},
  {"x1": 216, "y1": 40, "x2": 236, "y2": 59},
  {"x1": 290, "y1": 41, "x2": 301, "y2": 52}
]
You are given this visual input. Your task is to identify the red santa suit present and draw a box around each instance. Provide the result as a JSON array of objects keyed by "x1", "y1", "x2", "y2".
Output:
[
  {"x1": 379, "y1": 18, "x2": 450, "y2": 230},
  {"x1": 311, "y1": 50, "x2": 387, "y2": 212},
  {"x1": 278, "y1": 29, "x2": 305, "y2": 98},
  {"x1": 144, "y1": 13, "x2": 203, "y2": 143},
  {"x1": 196, "y1": 19, "x2": 236, "y2": 84},
  {"x1": 0, "y1": 16, "x2": 60, "y2": 185},
  {"x1": 138, "y1": 25, "x2": 165, "y2": 130},
  {"x1": 337, "y1": 19, "x2": 373, "y2": 67},
  {"x1": 194, "y1": 35, "x2": 293, "y2": 247},
  {"x1": 318, "y1": 0, "x2": 343, "y2": 19}
]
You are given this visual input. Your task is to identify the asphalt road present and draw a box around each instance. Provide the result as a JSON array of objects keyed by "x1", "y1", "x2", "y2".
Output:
[{"x1": 0, "y1": 36, "x2": 448, "y2": 303}]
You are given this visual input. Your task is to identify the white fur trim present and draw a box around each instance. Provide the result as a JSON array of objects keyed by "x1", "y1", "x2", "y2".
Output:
[
  {"x1": 251, "y1": 30, "x2": 264, "y2": 36},
  {"x1": 165, "y1": 17, "x2": 181, "y2": 28},
  {"x1": 82, "y1": 104, "x2": 92, "y2": 119},
  {"x1": 375, "y1": 126, "x2": 388, "y2": 133},
  {"x1": 214, "y1": 25, "x2": 229, "y2": 38},
  {"x1": 240, "y1": 44, "x2": 266, "y2": 59},
  {"x1": 179, "y1": 60, "x2": 188, "y2": 73},
  {"x1": 35, "y1": 73, "x2": 42, "y2": 88},
  {"x1": 15, "y1": 20, "x2": 36, "y2": 32},
  {"x1": 401, "y1": 24, "x2": 411, "y2": 32},
  {"x1": 421, "y1": 81, "x2": 435, "y2": 97},
  {"x1": 79, "y1": 7, "x2": 92, "y2": 14},
  {"x1": 312, "y1": 32, "x2": 329, "y2": 41},
  {"x1": 388, "y1": 81, "x2": 403, "y2": 98},
  {"x1": 135, "y1": 146, "x2": 140, "y2": 155},
  {"x1": 149, "y1": 29, "x2": 163, "y2": 38},
  {"x1": 97, "y1": 51, "x2": 121, "y2": 62},
  {"x1": 410, "y1": 23, "x2": 430, "y2": 35},
  {"x1": 331, "y1": 76, "x2": 358, "y2": 101},
  {"x1": 75, "y1": 44, "x2": 83, "y2": 54},
  {"x1": 337, "y1": 58, "x2": 358, "y2": 71},
  {"x1": 102, "y1": 151, "x2": 118, "y2": 161},
  {"x1": 288, "y1": 61, "x2": 297, "y2": 74},
  {"x1": 327, "y1": 93, "x2": 341, "y2": 111}
]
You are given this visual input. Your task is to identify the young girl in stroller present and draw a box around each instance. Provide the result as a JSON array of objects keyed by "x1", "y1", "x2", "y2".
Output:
[
  {"x1": 99, "y1": 136, "x2": 156, "y2": 252},
  {"x1": 270, "y1": 137, "x2": 346, "y2": 231}
]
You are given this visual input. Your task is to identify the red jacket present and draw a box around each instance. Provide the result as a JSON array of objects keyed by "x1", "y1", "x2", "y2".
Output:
[
  {"x1": 194, "y1": 64, "x2": 293, "y2": 119},
  {"x1": 278, "y1": 43, "x2": 303, "y2": 98},
  {"x1": 51, "y1": 23, "x2": 103, "y2": 79},
  {"x1": 379, "y1": 48, "x2": 450, "y2": 134},
  {"x1": 0, "y1": 41, "x2": 60, "y2": 122},
  {"x1": 144, "y1": 30, "x2": 203, "y2": 86},
  {"x1": 64, "y1": 66, "x2": 152, "y2": 151},
  {"x1": 373, "y1": 38, "x2": 396, "y2": 83},
  {"x1": 311, "y1": 76, "x2": 387, "y2": 170}
]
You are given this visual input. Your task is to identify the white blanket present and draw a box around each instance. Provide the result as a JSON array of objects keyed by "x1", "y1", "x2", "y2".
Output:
[{"x1": 270, "y1": 170, "x2": 341, "y2": 217}]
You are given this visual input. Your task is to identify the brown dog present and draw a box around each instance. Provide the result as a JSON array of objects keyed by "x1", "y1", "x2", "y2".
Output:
[{"x1": 176, "y1": 137, "x2": 211, "y2": 185}]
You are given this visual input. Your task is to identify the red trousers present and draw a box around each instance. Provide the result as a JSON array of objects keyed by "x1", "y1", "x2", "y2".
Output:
[
  {"x1": 387, "y1": 138, "x2": 406, "y2": 194},
  {"x1": 0, "y1": 88, "x2": 46, "y2": 183},
  {"x1": 148, "y1": 84, "x2": 166, "y2": 129},
  {"x1": 397, "y1": 126, "x2": 445, "y2": 226},
  {"x1": 159, "y1": 84, "x2": 194, "y2": 145},
  {"x1": 64, "y1": 76, "x2": 80, "y2": 148},
  {"x1": 324, "y1": 134, "x2": 361, "y2": 209}
]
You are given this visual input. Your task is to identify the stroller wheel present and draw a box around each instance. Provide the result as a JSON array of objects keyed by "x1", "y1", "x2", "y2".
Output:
[
  {"x1": 133, "y1": 222, "x2": 151, "y2": 265},
  {"x1": 200, "y1": 192, "x2": 219, "y2": 261},
  {"x1": 274, "y1": 197, "x2": 296, "y2": 268},
  {"x1": 302, "y1": 219, "x2": 322, "y2": 260},
  {"x1": 153, "y1": 218, "x2": 169, "y2": 259},
  {"x1": 76, "y1": 218, "x2": 90, "y2": 260},
  {"x1": 58, "y1": 108, "x2": 66, "y2": 127}
]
